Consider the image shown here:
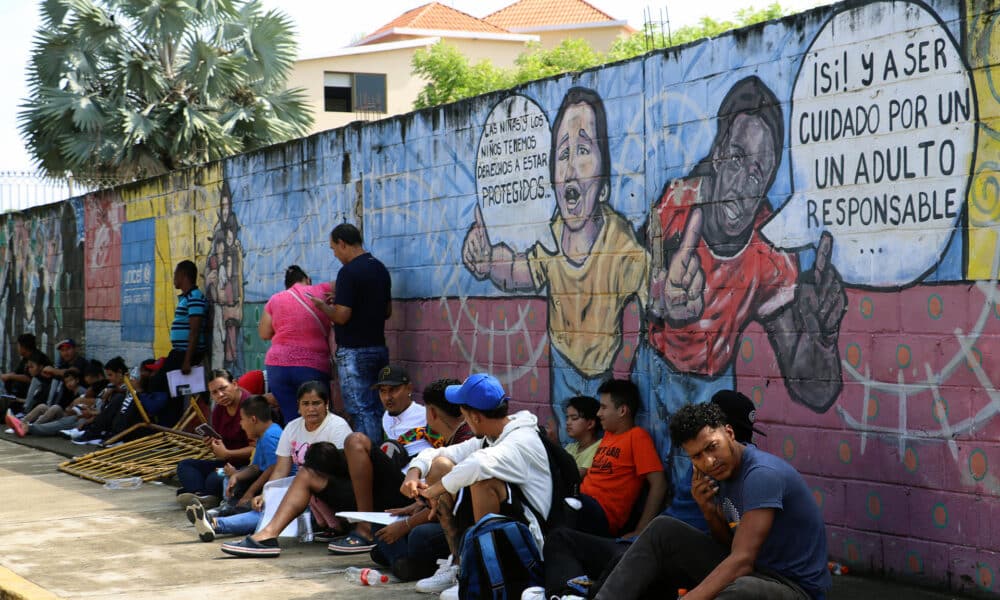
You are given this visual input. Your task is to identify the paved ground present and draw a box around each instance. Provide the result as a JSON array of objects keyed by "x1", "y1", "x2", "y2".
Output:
[{"x1": 0, "y1": 433, "x2": 980, "y2": 599}]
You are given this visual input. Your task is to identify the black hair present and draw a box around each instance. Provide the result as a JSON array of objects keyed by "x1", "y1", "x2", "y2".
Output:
[
  {"x1": 104, "y1": 356, "x2": 128, "y2": 373},
  {"x1": 330, "y1": 223, "x2": 363, "y2": 246},
  {"x1": 176, "y1": 260, "x2": 198, "y2": 283},
  {"x1": 669, "y1": 403, "x2": 729, "y2": 447},
  {"x1": 549, "y1": 87, "x2": 611, "y2": 200},
  {"x1": 303, "y1": 441, "x2": 347, "y2": 477},
  {"x1": 17, "y1": 333, "x2": 37, "y2": 350},
  {"x1": 423, "y1": 378, "x2": 463, "y2": 419},
  {"x1": 297, "y1": 380, "x2": 329, "y2": 403},
  {"x1": 210, "y1": 368, "x2": 234, "y2": 383},
  {"x1": 690, "y1": 75, "x2": 784, "y2": 194},
  {"x1": 467, "y1": 401, "x2": 509, "y2": 420},
  {"x1": 567, "y1": 395, "x2": 603, "y2": 437},
  {"x1": 63, "y1": 367, "x2": 82, "y2": 381},
  {"x1": 597, "y1": 379, "x2": 640, "y2": 418},
  {"x1": 284, "y1": 265, "x2": 309, "y2": 289},
  {"x1": 27, "y1": 351, "x2": 52, "y2": 368},
  {"x1": 241, "y1": 395, "x2": 273, "y2": 422},
  {"x1": 84, "y1": 359, "x2": 104, "y2": 380}
]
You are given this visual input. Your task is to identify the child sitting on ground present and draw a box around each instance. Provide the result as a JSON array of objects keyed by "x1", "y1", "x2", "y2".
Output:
[{"x1": 563, "y1": 395, "x2": 602, "y2": 479}]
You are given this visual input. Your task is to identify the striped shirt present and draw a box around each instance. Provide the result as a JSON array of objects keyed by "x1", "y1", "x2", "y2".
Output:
[{"x1": 170, "y1": 287, "x2": 207, "y2": 352}]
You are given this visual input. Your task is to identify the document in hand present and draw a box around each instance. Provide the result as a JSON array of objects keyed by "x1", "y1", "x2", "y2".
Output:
[{"x1": 165, "y1": 366, "x2": 206, "y2": 396}]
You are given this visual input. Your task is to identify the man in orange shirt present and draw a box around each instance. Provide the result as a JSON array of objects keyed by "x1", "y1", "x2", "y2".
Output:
[{"x1": 577, "y1": 379, "x2": 666, "y2": 537}]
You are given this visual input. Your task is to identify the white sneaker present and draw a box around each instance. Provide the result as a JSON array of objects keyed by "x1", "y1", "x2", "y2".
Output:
[
  {"x1": 417, "y1": 556, "x2": 458, "y2": 593},
  {"x1": 439, "y1": 584, "x2": 459, "y2": 600},
  {"x1": 3, "y1": 428, "x2": 12, "y2": 435},
  {"x1": 521, "y1": 586, "x2": 545, "y2": 600}
]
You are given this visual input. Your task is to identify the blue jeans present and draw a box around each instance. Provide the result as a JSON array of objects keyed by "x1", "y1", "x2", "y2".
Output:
[
  {"x1": 266, "y1": 364, "x2": 331, "y2": 423},
  {"x1": 372, "y1": 522, "x2": 449, "y2": 581},
  {"x1": 176, "y1": 458, "x2": 225, "y2": 496},
  {"x1": 630, "y1": 342, "x2": 733, "y2": 532},
  {"x1": 335, "y1": 346, "x2": 388, "y2": 442},
  {"x1": 215, "y1": 510, "x2": 261, "y2": 536},
  {"x1": 550, "y1": 346, "x2": 609, "y2": 445}
]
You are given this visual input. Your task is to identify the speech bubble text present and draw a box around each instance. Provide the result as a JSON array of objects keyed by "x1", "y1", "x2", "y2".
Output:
[
  {"x1": 475, "y1": 94, "x2": 556, "y2": 253},
  {"x1": 762, "y1": 0, "x2": 975, "y2": 288}
]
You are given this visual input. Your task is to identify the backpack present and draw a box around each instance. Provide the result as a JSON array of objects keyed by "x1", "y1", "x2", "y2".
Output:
[
  {"x1": 458, "y1": 513, "x2": 543, "y2": 600},
  {"x1": 513, "y1": 428, "x2": 582, "y2": 532}
]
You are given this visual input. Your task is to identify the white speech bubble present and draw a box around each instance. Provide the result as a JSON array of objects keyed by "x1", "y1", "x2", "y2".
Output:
[
  {"x1": 761, "y1": 0, "x2": 975, "y2": 288},
  {"x1": 475, "y1": 94, "x2": 556, "y2": 253}
]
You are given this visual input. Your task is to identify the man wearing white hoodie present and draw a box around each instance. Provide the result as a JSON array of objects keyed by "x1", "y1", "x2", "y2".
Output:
[{"x1": 401, "y1": 373, "x2": 552, "y2": 599}]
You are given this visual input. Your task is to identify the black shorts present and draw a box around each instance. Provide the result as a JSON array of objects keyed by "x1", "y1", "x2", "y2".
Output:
[
  {"x1": 452, "y1": 481, "x2": 529, "y2": 534},
  {"x1": 315, "y1": 446, "x2": 409, "y2": 511}
]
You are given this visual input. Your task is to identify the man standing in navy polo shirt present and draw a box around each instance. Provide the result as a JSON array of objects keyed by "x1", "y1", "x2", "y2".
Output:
[{"x1": 312, "y1": 223, "x2": 391, "y2": 442}]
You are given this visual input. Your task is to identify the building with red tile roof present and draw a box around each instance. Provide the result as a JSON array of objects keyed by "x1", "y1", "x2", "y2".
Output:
[{"x1": 289, "y1": 0, "x2": 632, "y2": 133}]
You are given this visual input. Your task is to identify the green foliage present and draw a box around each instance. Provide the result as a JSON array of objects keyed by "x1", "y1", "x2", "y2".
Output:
[
  {"x1": 608, "y1": 2, "x2": 788, "y2": 60},
  {"x1": 414, "y1": 3, "x2": 790, "y2": 109},
  {"x1": 412, "y1": 42, "x2": 511, "y2": 109},
  {"x1": 19, "y1": 0, "x2": 313, "y2": 183}
]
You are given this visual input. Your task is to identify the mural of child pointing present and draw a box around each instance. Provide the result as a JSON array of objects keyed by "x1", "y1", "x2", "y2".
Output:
[
  {"x1": 636, "y1": 75, "x2": 848, "y2": 526},
  {"x1": 463, "y1": 87, "x2": 649, "y2": 442}
]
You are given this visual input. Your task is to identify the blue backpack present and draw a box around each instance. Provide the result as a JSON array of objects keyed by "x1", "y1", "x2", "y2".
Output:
[{"x1": 458, "y1": 513, "x2": 543, "y2": 600}]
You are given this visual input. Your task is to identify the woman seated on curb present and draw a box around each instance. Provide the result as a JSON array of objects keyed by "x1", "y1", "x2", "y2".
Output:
[
  {"x1": 65, "y1": 357, "x2": 133, "y2": 445},
  {"x1": 175, "y1": 369, "x2": 253, "y2": 509},
  {"x1": 186, "y1": 394, "x2": 283, "y2": 542},
  {"x1": 217, "y1": 380, "x2": 352, "y2": 557}
]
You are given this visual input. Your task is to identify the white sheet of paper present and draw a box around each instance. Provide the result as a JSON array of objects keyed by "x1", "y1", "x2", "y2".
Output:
[
  {"x1": 165, "y1": 365, "x2": 206, "y2": 396},
  {"x1": 256, "y1": 476, "x2": 301, "y2": 538},
  {"x1": 335, "y1": 511, "x2": 405, "y2": 525}
]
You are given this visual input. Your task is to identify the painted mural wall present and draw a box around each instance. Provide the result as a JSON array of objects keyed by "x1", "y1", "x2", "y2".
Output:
[{"x1": 3, "y1": 0, "x2": 1000, "y2": 594}]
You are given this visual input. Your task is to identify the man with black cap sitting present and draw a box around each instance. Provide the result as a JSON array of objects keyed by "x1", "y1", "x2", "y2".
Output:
[{"x1": 326, "y1": 364, "x2": 439, "y2": 554}]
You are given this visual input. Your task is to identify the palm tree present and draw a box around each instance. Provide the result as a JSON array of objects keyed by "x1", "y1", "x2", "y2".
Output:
[{"x1": 18, "y1": 0, "x2": 313, "y2": 184}]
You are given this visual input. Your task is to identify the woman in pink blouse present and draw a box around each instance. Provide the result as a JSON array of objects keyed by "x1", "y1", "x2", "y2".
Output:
[{"x1": 258, "y1": 265, "x2": 333, "y2": 422}]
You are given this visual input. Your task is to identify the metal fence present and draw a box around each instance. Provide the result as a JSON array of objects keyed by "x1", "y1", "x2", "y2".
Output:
[{"x1": 0, "y1": 170, "x2": 115, "y2": 212}]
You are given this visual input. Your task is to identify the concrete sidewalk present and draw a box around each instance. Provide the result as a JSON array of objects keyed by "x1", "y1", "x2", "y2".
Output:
[{"x1": 0, "y1": 434, "x2": 976, "y2": 599}]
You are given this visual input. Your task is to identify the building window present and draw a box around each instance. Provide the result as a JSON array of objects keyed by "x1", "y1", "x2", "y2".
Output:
[{"x1": 324, "y1": 72, "x2": 386, "y2": 113}]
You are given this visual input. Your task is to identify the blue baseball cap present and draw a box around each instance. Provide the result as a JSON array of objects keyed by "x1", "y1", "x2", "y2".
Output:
[{"x1": 445, "y1": 373, "x2": 509, "y2": 411}]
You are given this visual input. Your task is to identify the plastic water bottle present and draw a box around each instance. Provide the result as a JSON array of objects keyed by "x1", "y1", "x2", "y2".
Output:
[
  {"x1": 344, "y1": 567, "x2": 389, "y2": 586},
  {"x1": 297, "y1": 508, "x2": 314, "y2": 542}
]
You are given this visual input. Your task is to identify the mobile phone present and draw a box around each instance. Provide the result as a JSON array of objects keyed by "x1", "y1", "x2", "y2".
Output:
[{"x1": 195, "y1": 423, "x2": 222, "y2": 439}]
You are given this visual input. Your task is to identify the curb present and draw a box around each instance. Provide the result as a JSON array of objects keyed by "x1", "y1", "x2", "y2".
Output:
[{"x1": 0, "y1": 565, "x2": 62, "y2": 600}]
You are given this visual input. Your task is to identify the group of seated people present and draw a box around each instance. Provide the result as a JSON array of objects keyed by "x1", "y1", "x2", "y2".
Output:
[
  {"x1": 157, "y1": 361, "x2": 831, "y2": 600},
  {"x1": 1, "y1": 333, "x2": 125, "y2": 441},
  {"x1": 2, "y1": 332, "x2": 830, "y2": 599}
]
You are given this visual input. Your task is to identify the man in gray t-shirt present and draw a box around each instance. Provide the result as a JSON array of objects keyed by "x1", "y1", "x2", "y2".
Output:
[{"x1": 594, "y1": 402, "x2": 831, "y2": 600}]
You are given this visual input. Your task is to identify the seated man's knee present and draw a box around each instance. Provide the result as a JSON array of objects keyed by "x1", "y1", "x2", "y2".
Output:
[
  {"x1": 426, "y1": 456, "x2": 456, "y2": 484},
  {"x1": 344, "y1": 431, "x2": 371, "y2": 453},
  {"x1": 470, "y1": 478, "x2": 506, "y2": 502}
]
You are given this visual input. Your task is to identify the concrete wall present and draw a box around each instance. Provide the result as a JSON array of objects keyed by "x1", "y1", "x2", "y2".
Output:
[{"x1": 5, "y1": 0, "x2": 1000, "y2": 594}]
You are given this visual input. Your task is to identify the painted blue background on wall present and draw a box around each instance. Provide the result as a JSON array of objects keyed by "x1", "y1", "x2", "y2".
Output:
[{"x1": 120, "y1": 219, "x2": 155, "y2": 343}]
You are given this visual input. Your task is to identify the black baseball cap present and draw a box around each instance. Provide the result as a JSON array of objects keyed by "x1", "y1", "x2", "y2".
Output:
[
  {"x1": 711, "y1": 390, "x2": 766, "y2": 444},
  {"x1": 371, "y1": 364, "x2": 410, "y2": 388}
]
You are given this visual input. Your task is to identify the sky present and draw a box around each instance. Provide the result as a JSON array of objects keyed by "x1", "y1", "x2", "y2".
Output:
[{"x1": 0, "y1": 0, "x2": 831, "y2": 172}]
